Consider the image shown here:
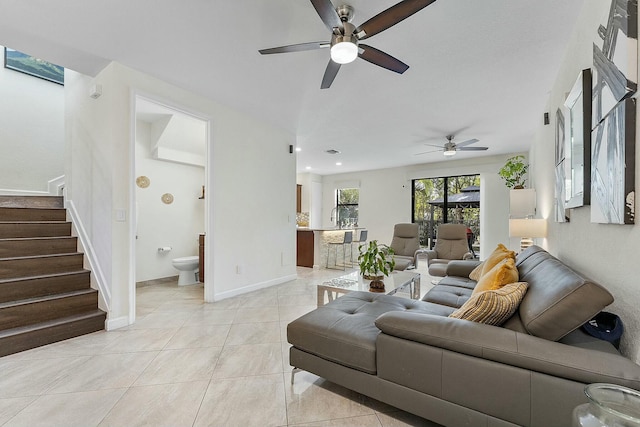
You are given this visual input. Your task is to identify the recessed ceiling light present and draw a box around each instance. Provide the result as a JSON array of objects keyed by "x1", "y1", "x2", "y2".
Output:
[
  {"x1": 336, "y1": 162, "x2": 342, "y2": 166},
  {"x1": 305, "y1": 166, "x2": 311, "y2": 170},
  {"x1": 295, "y1": 147, "x2": 301, "y2": 152}
]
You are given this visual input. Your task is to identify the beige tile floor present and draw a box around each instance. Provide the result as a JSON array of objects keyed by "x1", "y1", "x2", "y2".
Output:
[{"x1": 0, "y1": 262, "x2": 442, "y2": 427}]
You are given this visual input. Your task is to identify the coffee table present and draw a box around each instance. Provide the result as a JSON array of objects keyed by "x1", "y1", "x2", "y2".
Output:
[{"x1": 317, "y1": 270, "x2": 421, "y2": 307}]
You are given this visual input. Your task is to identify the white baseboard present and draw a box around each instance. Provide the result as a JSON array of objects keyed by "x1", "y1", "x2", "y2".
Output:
[
  {"x1": 105, "y1": 315, "x2": 129, "y2": 331},
  {"x1": 66, "y1": 200, "x2": 111, "y2": 311},
  {"x1": 211, "y1": 273, "x2": 298, "y2": 302},
  {"x1": 47, "y1": 175, "x2": 65, "y2": 195}
]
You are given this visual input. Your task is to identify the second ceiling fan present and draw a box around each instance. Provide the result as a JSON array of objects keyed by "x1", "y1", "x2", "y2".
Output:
[
  {"x1": 259, "y1": 0, "x2": 437, "y2": 89},
  {"x1": 415, "y1": 135, "x2": 489, "y2": 157}
]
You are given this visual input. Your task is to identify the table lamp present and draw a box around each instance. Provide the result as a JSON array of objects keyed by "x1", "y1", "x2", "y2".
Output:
[{"x1": 509, "y1": 218, "x2": 547, "y2": 252}]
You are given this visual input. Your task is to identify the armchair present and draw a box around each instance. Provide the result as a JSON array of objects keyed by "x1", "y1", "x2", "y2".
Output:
[
  {"x1": 389, "y1": 223, "x2": 421, "y2": 270},
  {"x1": 425, "y1": 223, "x2": 474, "y2": 276}
]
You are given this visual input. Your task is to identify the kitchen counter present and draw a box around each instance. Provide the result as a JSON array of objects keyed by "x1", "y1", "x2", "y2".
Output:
[{"x1": 296, "y1": 227, "x2": 366, "y2": 268}]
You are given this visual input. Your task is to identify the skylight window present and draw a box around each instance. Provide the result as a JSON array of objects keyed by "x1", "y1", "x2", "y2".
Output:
[{"x1": 4, "y1": 47, "x2": 64, "y2": 85}]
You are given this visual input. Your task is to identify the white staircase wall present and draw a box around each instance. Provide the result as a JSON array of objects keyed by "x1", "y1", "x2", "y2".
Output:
[{"x1": 0, "y1": 45, "x2": 65, "y2": 194}]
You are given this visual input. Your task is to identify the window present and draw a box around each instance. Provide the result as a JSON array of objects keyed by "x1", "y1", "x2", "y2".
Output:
[
  {"x1": 412, "y1": 175, "x2": 480, "y2": 249},
  {"x1": 4, "y1": 47, "x2": 64, "y2": 85},
  {"x1": 336, "y1": 188, "x2": 359, "y2": 227}
]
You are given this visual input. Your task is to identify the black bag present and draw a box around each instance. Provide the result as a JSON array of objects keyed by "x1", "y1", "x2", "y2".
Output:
[{"x1": 582, "y1": 311, "x2": 624, "y2": 349}]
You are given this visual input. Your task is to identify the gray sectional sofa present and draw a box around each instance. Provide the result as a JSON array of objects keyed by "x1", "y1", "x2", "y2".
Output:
[{"x1": 287, "y1": 245, "x2": 640, "y2": 427}]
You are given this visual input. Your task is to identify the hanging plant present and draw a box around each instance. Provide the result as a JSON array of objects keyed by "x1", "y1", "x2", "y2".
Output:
[{"x1": 498, "y1": 155, "x2": 529, "y2": 189}]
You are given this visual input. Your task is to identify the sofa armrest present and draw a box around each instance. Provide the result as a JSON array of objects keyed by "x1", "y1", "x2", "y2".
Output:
[
  {"x1": 445, "y1": 260, "x2": 481, "y2": 277},
  {"x1": 375, "y1": 312, "x2": 640, "y2": 389}
]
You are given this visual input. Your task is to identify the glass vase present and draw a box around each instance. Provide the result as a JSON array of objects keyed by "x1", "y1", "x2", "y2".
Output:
[{"x1": 572, "y1": 383, "x2": 640, "y2": 427}]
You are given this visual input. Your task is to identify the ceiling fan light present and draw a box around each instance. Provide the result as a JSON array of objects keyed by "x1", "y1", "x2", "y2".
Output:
[
  {"x1": 443, "y1": 149, "x2": 456, "y2": 157},
  {"x1": 331, "y1": 41, "x2": 358, "y2": 64}
]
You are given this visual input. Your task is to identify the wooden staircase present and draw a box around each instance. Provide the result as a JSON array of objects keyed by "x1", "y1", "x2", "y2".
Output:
[{"x1": 0, "y1": 195, "x2": 106, "y2": 357}]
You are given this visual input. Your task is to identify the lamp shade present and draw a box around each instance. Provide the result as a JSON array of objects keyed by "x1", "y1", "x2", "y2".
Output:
[{"x1": 509, "y1": 218, "x2": 547, "y2": 238}]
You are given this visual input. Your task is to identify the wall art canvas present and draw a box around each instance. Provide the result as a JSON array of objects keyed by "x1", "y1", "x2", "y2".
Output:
[
  {"x1": 554, "y1": 108, "x2": 568, "y2": 222},
  {"x1": 3, "y1": 47, "x2": 64, "y2": 85},
  {"x1": 564, "y1": 69, "x2": 592, "y2": 208},
  {"x1": 591, "y1": 98, "x2": 636, "y2": 224},
  {"x1": 592, "y1": 0, "x2": 638, "y2": 127}
]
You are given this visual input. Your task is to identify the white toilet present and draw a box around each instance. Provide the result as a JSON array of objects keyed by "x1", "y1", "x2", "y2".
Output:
[{"x1": 172, "y1": 256, "x2": 199, "y2": 286}]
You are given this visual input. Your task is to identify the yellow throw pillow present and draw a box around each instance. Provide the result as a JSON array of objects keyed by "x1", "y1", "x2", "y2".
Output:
[
  {"x1": 449, "y1": 282, "x2": 528, "y2": 326},
  {"x1": 469, "y1": 243, "x2": 516, "y2": 281},
  {"x1": 468, "y1": 262, "x2": 484, "y2": 281},
  {"x1": 472, "y1": 258, "x2": 519, "y2": 294}
]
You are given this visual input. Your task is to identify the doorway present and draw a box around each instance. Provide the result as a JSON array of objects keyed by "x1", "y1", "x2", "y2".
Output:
[
  {"x1": 412, "y1": 174, "x2": 480, "y2": 253},
  {"x1": 129, "y1": 94, "x2": 211, "y2": 323}
]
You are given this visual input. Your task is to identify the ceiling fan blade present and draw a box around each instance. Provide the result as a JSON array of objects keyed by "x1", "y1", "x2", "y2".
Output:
[
  {"x1": 321, "y1": 59, "x2": 341, "y2": 89},
  {"x1": 358, "y1": 44, "x2": 409, "y2": 74},
  {"x1": 458, "y1": 146, "x2": 489, "y2": 151},
  {"x1": 454, "y1": 138, "x2": 479, "y2": 148},
  {"x1": 414, "y1": 148, "x2": 443, "y2": 155},
  {"x1": 259, "y1": 42, "x2": 330, "y2": 55},
  {"x1": 355, "y1": 0, "x2": 437, "y2": 40},
  {"x1": 310, "y1": 0, "x2": 342, "y2": 31}
]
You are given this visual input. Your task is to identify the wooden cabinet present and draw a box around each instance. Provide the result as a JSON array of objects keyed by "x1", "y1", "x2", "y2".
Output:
[
  {"x1": 296, "y1": 230, "x2": 314, "y2": 267},
  {"x1": 296, "y1": 184, "x2": 302, "y2": 213},
  {"x1": 199, "y1": 234, "x2": 205, "y2": 282}
]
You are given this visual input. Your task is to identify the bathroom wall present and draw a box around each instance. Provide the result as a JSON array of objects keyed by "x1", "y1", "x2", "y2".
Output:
[{"x1": 135, "y1": 119, "x2": 204, "y2": 282}]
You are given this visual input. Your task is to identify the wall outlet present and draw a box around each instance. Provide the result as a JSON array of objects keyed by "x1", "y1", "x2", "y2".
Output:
[{"x1": 236, "y1": 265, "x2": 242, "y2": 274}]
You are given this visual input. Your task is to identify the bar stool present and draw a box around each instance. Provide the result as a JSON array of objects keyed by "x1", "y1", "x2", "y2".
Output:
[
  {"x1": 351, "y1": 229, "x2": 368, "y2": 263},
  {"x1": 326, "y1": 231, "x2": 353, "y2": 270}
]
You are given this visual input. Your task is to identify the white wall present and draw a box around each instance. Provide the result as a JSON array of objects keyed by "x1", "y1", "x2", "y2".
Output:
[
  {"x1": 135, "y1": 120, "x2": 204, "y2": 282},
  {"x1": 320, "y1": 154, "x2": 514, "y2": 259},
  {"x1": 66, "y1": 62, "x2": 297, "y2": 327},
  {"x1": 530, "y1": 0, "x2": 640, "y2": 363},
  {"x1": 0, "y1": 45, "x2": 64, "y2": 193}
]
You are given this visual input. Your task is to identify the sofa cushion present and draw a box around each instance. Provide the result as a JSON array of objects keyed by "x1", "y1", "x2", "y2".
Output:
[
  {"x1": 469, "y1": 243, "x2": 516, "y2": 281},
  {"x1": 515, "y1": 245, "x2": 614, "y2": 341},
  {"x1": 423, "y1": 284, "x2": 473, "y2": 308},
  {"x1": 449, "y1": 282, "x2": 528, "y2": 326},
  {"x1": 437, "y1": 275, "x2": 477, "y2": 290},
  {"x1": 472, "y1": 258, "x2": 519, "y2": 294},
  {"x1": 287, "y1": 291, "x2": 454, "y2": 374}
]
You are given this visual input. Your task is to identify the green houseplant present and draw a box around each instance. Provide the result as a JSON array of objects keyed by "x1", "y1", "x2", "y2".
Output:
[
  {"x1": 498, "y1": 155, "x2": 529, "y2": 189},
  {"x1": 358, "y1": 240, "x2": 395, "y2": 291}
]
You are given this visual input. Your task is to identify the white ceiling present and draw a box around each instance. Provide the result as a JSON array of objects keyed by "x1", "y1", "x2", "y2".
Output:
[{"x1": 0, "y1": 0, "x2": 584, "y2": 175}]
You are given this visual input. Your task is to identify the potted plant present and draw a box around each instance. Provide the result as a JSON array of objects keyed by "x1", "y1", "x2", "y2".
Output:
[
  {"x1": 358, "y1": 240, "x2": 395, "y2": 292},
  {"x1": 498, "y1": 155, "x2": 529, "y2": 189}
]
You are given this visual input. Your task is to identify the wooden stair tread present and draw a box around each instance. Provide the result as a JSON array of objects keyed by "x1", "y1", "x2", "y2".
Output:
[
  {"x1": 0, "y1": 269, "x2": 89, "y2": 285},
  {"x1": 0, "y1": 252, "x2": 82, "y2": 261},
  {"x1": 0, "y1": 221, "x2": 69, "y2": 224},
  {"x1": 0, "y1": 196, "x2": 64, "y2": 209},
  {"x1": 0, "y1": 309, "x2": 106, "y2": 339},
  {"x1": 0, "y1": 288, "x2": 98, "y2": 310},
  {"x1": 0, "y1": 236, "x2": 76, "y2": 242}
]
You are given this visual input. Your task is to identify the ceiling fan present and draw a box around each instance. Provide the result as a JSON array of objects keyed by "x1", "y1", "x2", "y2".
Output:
[
  {"x1": 258, "y1": 0, "x2": 437, "y2": 89},
  {"x1": 415, "y1": 135, "x2": 488, "y2": 157}
]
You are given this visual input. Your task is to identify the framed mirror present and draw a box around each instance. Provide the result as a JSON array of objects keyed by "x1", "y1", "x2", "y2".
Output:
[{"x1": 563, "y1": 68, "x2": 592, "y2": 208}]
